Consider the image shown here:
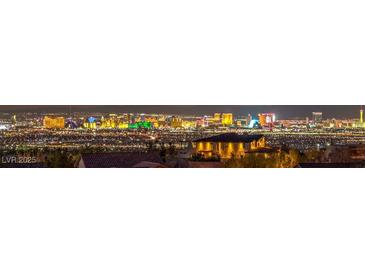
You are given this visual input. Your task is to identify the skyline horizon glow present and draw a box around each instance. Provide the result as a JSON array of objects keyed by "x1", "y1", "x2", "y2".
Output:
[{"x1": 0, "y1": 105, "x2": 363, "y2": 119}]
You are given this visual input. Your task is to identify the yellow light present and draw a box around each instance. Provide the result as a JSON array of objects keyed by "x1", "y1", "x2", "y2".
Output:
[
  {"x1": 44, "y1": 116, "x2": 65, "y2": 129},
  {"x1": 222, "y1": 113, "x2": 233, "y2": 126}
]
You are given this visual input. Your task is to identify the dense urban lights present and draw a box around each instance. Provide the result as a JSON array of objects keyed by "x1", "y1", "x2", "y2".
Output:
[{"x1": 1, "y1": 106, "x2": 365, "y2": 168}]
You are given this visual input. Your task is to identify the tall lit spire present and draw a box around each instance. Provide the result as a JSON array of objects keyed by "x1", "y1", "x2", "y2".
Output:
[{"x1": 360, "y1": 106, "x2": 363, "y2": 124}]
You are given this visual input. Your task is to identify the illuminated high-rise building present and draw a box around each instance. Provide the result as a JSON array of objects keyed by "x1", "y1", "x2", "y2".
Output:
[
  {"x1": 222, "y1": 113, "x2": 233, "y2": 126},
  {"x1": 182, "y1": 120, "x2": 196, "y2": 128},
  {"x1": 203, "y1": 115, "x2": 209, "y2": 127},
  {"x1": 171, "y1": 117, "x2": 183, "y2": 128},
  {"x1": 11, "y1": 115, "x2": 17, "y2": 126},
  {"x1": 43, "y1": 116, "x2": 65, "y2": 129},
  {"x1": 214, "y1": 113, "x2": 221, "y2": 121},
  {"x1": 127, "y1": 113, "x2": 135, "y2": 124},
  {"x1": 247, "y1": 114, "x2": 252, "y2": 125},
  {"x1": 196, "y1": 118, "x2": 205, "y2": 127},
  {"x1": 312, "y1": 112, "x2": 322, "y2": 124},
  {"x1": 140, "y1": 113, "x2": 146, "y2": 122},
  {"x1": 101, "y1": 115, "x2": 118, "y2": 129},
  {"x1": 353, "y1": 107, "x2": 365, "y2": 128},
  {"x1": 258, "y1": 113, "x2": 276, "y2": 126},
  {"x1": 83, "y1": 117, "x2": 97, "y2": 129},
  {"x1": 235, "y1": 116, "x2": 248, "y2": 127},
  {"x1": 360, "y1": 107, "x2": 363, "y2": 124},
  {"x1": 144, "y1": 116, "x2": 159, "y2": 128}
]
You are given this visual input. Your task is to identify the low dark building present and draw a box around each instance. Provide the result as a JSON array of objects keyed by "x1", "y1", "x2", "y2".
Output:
[{"x1": 78, "y1": 152, "x2": 164, "y2": 168}]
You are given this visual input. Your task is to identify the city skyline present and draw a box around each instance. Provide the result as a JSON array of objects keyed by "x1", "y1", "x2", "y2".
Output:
[
  {"x1": 1, "y1": 104, "x2": 365, "y2": 168},
  {"x1": 0, "y1": 105, "x2": 363, "y2": 119}
]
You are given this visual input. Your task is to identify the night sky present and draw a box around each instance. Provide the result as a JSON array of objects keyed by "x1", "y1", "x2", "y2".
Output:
[{"x1": 0, "y1": 105, "x2": 362, "y2": 119}]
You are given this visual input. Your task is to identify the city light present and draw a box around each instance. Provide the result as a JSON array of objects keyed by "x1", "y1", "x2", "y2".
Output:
[{"x1": 1, "y1": 105, "x2": 365, "y2": 168}]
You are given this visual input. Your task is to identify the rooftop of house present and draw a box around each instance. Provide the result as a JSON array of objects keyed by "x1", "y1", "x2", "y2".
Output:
[
  {"x1": 193, "y1": 133, "x2": 264, "y2": 143},
  {"x1": 187, "y1": 161, "x2": 224, "y2": 168},
  {"x1": 79, "y1": 152, "x2": 163, "y2": 168},
  {"x1": 0, "y1": 162, "x2": 46, "y2": 168}
]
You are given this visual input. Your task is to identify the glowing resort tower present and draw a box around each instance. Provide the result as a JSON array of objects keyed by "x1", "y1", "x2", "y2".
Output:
[
  {"x1": 361, "y1": 106, "x2": 363, "y2": 124},
  {"x1": 353, "y1": 106, "x2": 365, "y2": 128}
]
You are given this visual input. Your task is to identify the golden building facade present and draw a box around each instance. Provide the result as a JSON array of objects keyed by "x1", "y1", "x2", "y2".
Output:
[
  {"x1": 83, "y1": 122, "x2": 96, "y2": 129},
  {"x1": 222, "y1": 113, "x2": 233, "y2": 126},
  {"x1": 182, "y1": 121, "x2": 196, "y2": 128},
  {"x1": 214, "y1": 113, "x2": 222, "y2": 122},
  {"x1": 171, "y1": 117, "x2": 183, "y2": 128},
  {"x1": 43, "y1": 116, "x2": 65, "y2": 129}
]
